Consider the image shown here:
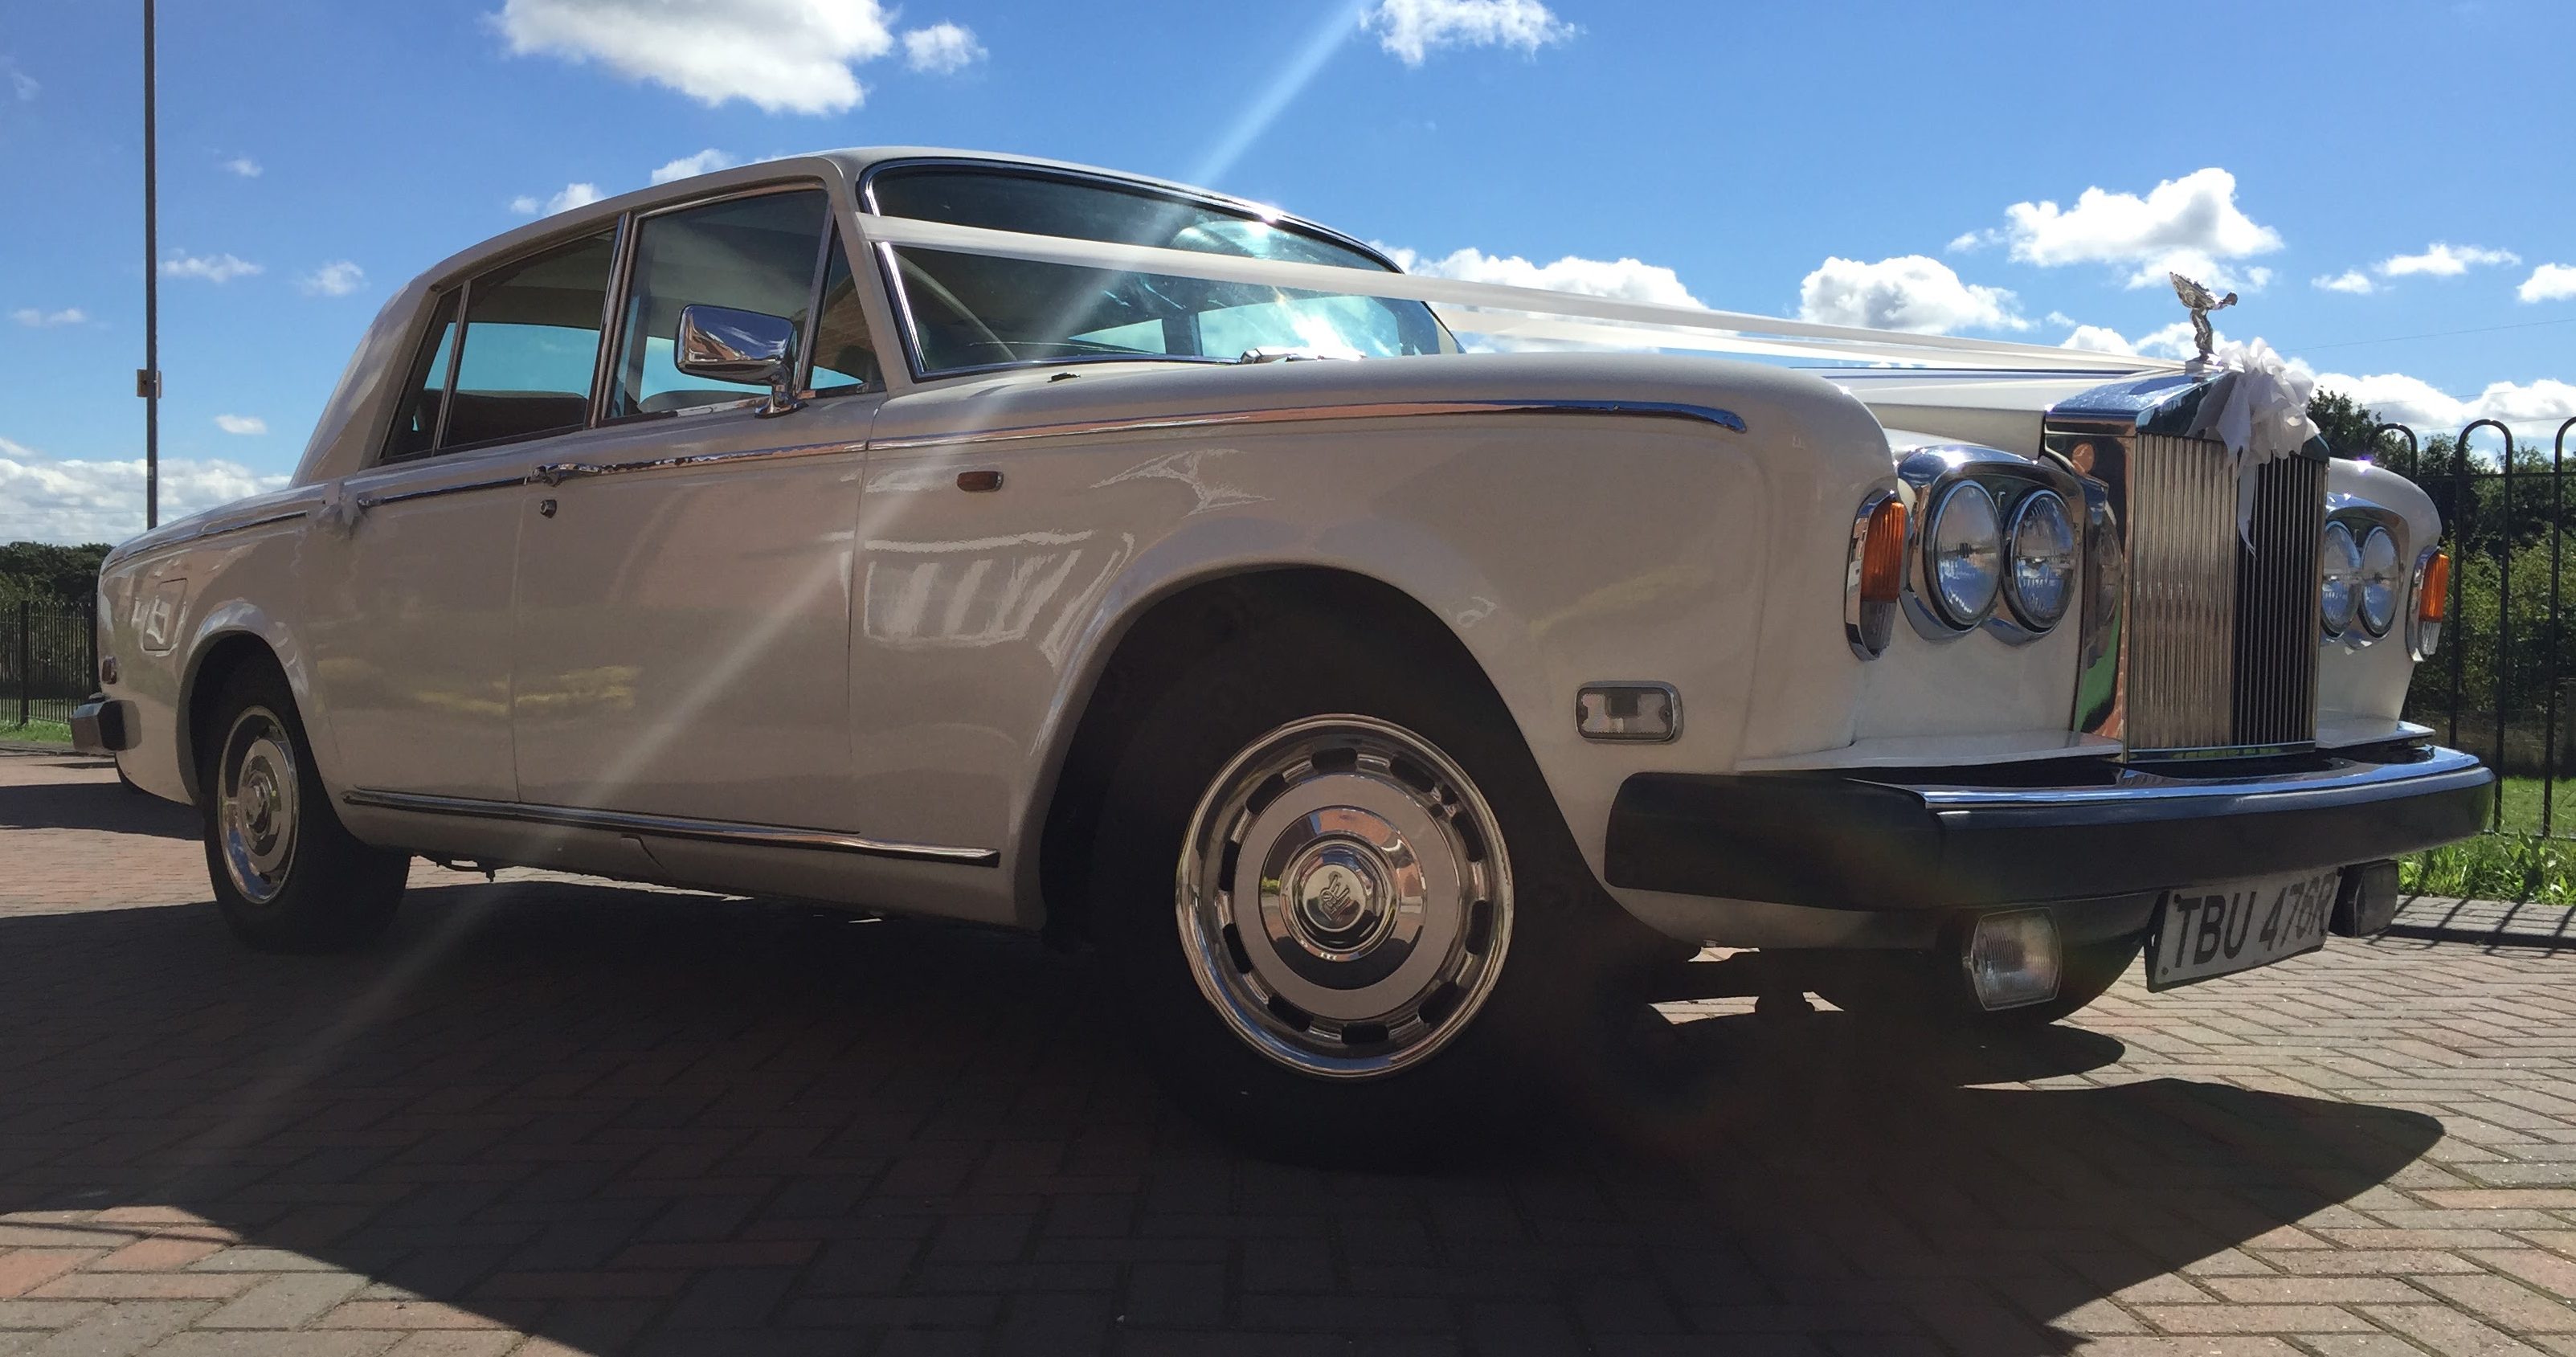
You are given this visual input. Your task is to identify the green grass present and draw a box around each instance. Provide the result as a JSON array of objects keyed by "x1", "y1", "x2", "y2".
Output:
[
  {"x1": 0, "y1": 718, "x2": 71, "y2": 746},
  {"x1": 2403, "y1": 833, "x2": 2576, "y2": 905}
]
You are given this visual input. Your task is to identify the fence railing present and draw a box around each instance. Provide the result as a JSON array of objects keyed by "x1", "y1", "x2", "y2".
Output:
[
  {"x1": 0, "y1": 599, "x2": 98, "y2": 734},
  {"x1": 2373, "y1": 415, "x2": 2576, "y2": 837}
]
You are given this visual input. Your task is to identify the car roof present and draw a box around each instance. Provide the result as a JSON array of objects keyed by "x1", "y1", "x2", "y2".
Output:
[{"x1": 409, "y1": 147, "x2": 1391, "y2": 294}]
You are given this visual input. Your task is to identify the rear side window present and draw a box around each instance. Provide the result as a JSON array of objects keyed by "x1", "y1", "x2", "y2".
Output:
[
  {"x1": 607, "y1": 190, "x2": 831, "y2": 420},
  {"x1": 443, "y1": 231, "x2": 615, "y2": 450},
  {"x1": 381, "y1": 289, "x2": 460, "y2": 461}
]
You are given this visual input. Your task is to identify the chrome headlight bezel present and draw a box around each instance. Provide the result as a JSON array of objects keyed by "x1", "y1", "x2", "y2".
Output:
[
  {"x1": 2002, "y1": 488, "x2": 2079, "y2": 631},
  {"x1": 1922, "y1": 480, "x2": 2004, "y2": 629},
  {"x1": 2319, "y1": 519, "x2": 2362, "y2": 638},
  {"x1": 2356, "y1": 524, "x2": 2401, "y2": 638},
  {"x1": 1893, "y1": 443, "x2": 2086, "y2": 645}
]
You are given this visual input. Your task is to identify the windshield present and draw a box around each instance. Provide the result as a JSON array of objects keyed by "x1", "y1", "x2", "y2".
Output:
[{"x1": 867, "y1": 167, "x2": 1453, "y2": 374}]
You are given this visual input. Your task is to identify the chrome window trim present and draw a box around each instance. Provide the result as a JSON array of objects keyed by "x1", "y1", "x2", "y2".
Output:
[
  {"x1": 866, "y1": 398, "x2": 1748, "y2": 455},
  {"x1": 341, "y1": 787, "x2": 999, "y2": 867},
  {"x1": 857, "y1": 156, "x2": 1416, "y2": 386},
  {"x1": 599, "y1": 182, "x2": 836, "y2": 427}
]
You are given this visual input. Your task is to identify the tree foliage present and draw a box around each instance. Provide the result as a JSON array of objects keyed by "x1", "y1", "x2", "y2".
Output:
[{"x1": 0, "y1": 542, "x2": 111, "y2": 608}]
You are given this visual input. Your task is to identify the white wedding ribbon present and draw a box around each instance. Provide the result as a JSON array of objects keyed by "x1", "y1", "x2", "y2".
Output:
[
  {"x1": 2182, "y1": 338, "x2": 2323, "y2": 542},
  {"x1": 853, "y1": 212, "x2": 2184, "y2": 376}
]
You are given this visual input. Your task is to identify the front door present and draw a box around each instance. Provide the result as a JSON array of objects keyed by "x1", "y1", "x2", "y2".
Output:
[{"x1": 508, "y1": 186, "x2": 883, "y2": 832}]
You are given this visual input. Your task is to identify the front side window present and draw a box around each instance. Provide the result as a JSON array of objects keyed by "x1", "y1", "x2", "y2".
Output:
[
  {"x1": 868, "y1": 168, "x2": 1451, "y2": 376},
  {"x1": 444, "y1": 231, "x2": 615, "y2": 450},
  {"x1": 607, "y1": 189, "x2": 834, "y2": 420},
  {"x1": 381, "y1": 289, "x2": 460, "y2": 461}
]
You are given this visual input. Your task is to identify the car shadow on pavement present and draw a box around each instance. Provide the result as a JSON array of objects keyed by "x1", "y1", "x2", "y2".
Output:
[
  {"x1": 0, "y1": 770, "x2": 197, "y2": 839},
  {"x1": 0, "y1": 877, "x2": 2443, "y2": 1356}
]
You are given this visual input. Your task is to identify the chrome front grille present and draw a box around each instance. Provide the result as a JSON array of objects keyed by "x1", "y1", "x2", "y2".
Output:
[
  {"x1": 2235, "y1": 456, "x2": 2327, "y2": 746},
  {"x1": 2121, "y1": 434, "x2": 2325, "y2": 754}
]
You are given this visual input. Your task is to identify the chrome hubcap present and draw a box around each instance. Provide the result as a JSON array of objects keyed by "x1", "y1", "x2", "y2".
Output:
[
  {"x1": 1178, "y1": 715, "x2": 1513, "y2": 1079},
  {"x1": 219, "y1": 707, "x2": 299, "y2": 904}
]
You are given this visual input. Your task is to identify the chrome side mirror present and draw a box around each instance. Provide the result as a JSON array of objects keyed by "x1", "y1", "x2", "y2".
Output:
[{"x1": 675, "y1": 304, "x2": 803, "y2": 418}]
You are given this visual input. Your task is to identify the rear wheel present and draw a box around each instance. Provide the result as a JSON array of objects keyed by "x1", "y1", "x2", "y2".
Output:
[
  {"x1": 200, "y1": 662, "x2": 407, "y2": 953},
  {"x1": 1087, "y1": 617, "x2": 1655, "y2": 1163}
]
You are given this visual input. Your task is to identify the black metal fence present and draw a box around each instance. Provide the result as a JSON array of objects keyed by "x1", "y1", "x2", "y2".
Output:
[
  {"x1": 0, "y1": 599, "x2": 97, "y2": 733},
  {"x1": 2374, "y1": 415, "x2": 2576, "y2": 836}
]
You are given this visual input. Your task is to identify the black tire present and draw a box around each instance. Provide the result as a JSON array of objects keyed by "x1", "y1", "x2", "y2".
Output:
[
  {"x1": 1808, "y1": 932, "x2": 2145, "y2": 1032},
  {"x1": 1086, "y1": 613, "x2": 1664, "y2": 1165},
  {"x1": 198, "y1": 660, "x2": 407, "y2": 953}
]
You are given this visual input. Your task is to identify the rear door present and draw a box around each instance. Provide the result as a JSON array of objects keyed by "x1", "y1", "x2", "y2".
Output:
[
  {"x1": 305, "y1": 228, "x2": 619, "y2": 802},
  {"x1": 509, "y1": 186, "x2": 884, "y2": 833}
]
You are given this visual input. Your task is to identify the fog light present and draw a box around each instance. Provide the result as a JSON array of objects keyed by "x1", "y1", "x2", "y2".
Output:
[
  {"x1": 1965, "y1": 909, "x2": 2061, "y2": 1011},
  {"x1": 1576, "y1": 683, "x2": 1679, "y2": 742}
]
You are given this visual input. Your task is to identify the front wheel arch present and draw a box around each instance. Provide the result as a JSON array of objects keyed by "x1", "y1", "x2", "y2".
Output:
[{"x1": 1037, "y1": 567, "x2": 1567, "y2": 947}]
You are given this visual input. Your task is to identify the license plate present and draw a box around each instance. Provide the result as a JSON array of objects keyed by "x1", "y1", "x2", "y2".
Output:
[{"x1": 2146, "y1": 869, "x2": 2341, "y2": 991}]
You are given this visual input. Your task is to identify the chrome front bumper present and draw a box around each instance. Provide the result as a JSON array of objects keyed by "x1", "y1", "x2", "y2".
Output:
[{"x1": 1603, "y1": 743, "x2": 2492, "y2": 911}]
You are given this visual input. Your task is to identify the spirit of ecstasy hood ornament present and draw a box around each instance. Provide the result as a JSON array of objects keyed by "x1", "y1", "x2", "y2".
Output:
[{"x1": 2169, "y1": 272, "x2": 2239, "y2": 362}]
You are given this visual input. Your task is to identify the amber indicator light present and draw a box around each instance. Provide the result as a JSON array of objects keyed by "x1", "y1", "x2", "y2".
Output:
[
  {"x1": 2419, "y1": 550, "x2": 2451, "y2": 621},
  {"x1": 1860, "y1": 499, "x2": 1908, "y2": 603}
]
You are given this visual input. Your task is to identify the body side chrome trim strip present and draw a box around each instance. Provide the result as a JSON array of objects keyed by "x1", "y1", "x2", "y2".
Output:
[
  {"x1": 869, "y1": 398, "x2": 1748, "y2": 453},
  {"x1": 188, "y1": 507, "x2": 310, "y2": 543},
  {"x1": 536, "y1": 438, "x2": 866, "y2": 486},
  {"x1": 340, "y1": 787, "x2": 1000, "y2": 866},
  {"x1": 354, "y1": 475, "x2": 530, "y2": 510}
]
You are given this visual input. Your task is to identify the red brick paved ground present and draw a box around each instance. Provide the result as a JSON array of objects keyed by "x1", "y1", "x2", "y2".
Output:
[{"x1": 2, "y1": 749, "x2": 2574, "y2": 1355}]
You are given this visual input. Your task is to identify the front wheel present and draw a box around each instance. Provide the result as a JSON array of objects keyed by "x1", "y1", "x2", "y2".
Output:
[
  {"x1": 200, "y1": 662, "x2": 408, "y2": 953},
  {"x1": 1086, "y1": 621, "x2": 1654, "y2": 1163}
]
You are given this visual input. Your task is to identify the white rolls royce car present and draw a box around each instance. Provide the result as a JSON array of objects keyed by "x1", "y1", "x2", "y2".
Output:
[{"x1": 76, "y1": 149, "x2": 2490, "y2": 1154}]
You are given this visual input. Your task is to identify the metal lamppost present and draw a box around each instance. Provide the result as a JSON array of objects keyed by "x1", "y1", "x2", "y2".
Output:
[{"x1": 138, "y1": 0, "x2": 160, "y2": 529}]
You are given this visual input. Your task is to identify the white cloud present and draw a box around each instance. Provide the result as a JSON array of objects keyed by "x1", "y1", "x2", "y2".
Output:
[
  {"x1": 159, "y1": 253, "x2": 262, "y2": 284},
  {"x1": 2517, "y1": 264, "x2": 2576, "y2": 304},
  {"x1": 510, "y1": 182, "x2": 604, "y2": 216},
  {"x1": 493, "y1": 0, "x2": 897, "y2": 114},
  {"x1": 1992, "y1": 167, "x2": 2284, "y2": 291},
  {"x1": 902, "y1": 22, "x2": 985, "y2": 75},
  {"x1": 10, "y1": 307, "x2": 86, "y2": 327},
  {"x1": 1386, "y1": 245, "x2": 1700, "y2": 306},
  {"x1": 2055, "y1": 320, "x2": 2203, "y2": 360},
  {"x1": 223, "y1": 156, "x2": 262, "y2": 178},
  {"x1": 1364, "y1": 0, "x2": 1574, "y2": 66},
  {"x1": 2313, "y1": 372, "x2": 2576, "y2": 435},
  {"x1": 2378, "y1": 243, "x2": 2519, "y2": 278},
  {"x1": 297, "y1": 261, "x2": 366, "y2": 297},
  {"x1": 212, "y1": 415, "x2": 268, "y2": 436},
  {"x1": 1797, "y1": 255, "x2": 2027, "y2": 334},
  {"x1": 2312, "y1": 270, "x2": 2375, "y2": 295},
  {"x1": 0, "y1": 441, "x2": 288, "y2": 544},
  {"x1": 649, "y1": 148, "x2": 739, "y2": 185},
  {"x1": 6, "y1": 65, "x2": 35, "y2": 102}
]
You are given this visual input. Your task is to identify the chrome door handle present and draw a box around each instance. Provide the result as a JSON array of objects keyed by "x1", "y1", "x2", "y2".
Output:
[{"x1": 534, "y1": 462, "x2": 605, "y2": 487}]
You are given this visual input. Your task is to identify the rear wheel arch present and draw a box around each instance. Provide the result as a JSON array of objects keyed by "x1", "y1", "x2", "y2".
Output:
[{"x1": 1033, "y1": 566, "x2": 1564, "y2": 946}]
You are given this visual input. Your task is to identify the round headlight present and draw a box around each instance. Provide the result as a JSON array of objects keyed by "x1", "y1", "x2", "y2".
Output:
[
  {"x1": 2003, "y1": 490, "x2": 2079, "y2": 630},
  {"x1": 1925, "y1": 480, "x2": 2003, "y2": 627},
  {"x1": 2320, "y1": 521, "x2": 2362, "y2": 636},
  {"x1": 2357, "y1": 525, "x2": 2400, "y2": 637}
]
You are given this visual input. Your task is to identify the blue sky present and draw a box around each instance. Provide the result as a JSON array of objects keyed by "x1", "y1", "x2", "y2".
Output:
[{"x1": 3, "y1": 0, "x2": 2572, "y2": 542}]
